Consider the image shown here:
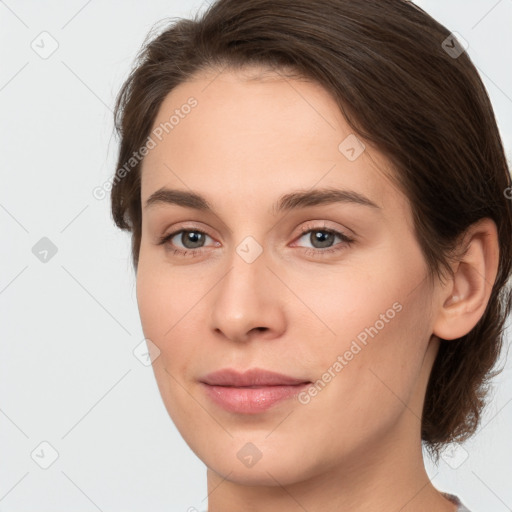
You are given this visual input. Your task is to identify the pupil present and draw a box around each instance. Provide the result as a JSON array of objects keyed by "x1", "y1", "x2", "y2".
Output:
[
  {"x1": 312, "y1": 231, "x2": 333, "y2": 248},
  {"x1": 183, "y1": 231, "x2": 204, "y2": 249}
]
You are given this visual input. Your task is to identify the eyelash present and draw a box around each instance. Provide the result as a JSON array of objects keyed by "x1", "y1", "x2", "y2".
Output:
[{"x1": 157, "y1": 224, "x2": 355, "y2": 258}]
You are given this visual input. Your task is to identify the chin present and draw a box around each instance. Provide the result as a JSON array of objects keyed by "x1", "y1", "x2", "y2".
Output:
[{"x1": 192, "y1": 433, "x2": 330, "y2": 488}]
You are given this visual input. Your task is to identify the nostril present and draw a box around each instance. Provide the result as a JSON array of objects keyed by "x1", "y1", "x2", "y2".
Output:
[{"x1": 248, "y1": 327, "x2": 267, "y2": 333}]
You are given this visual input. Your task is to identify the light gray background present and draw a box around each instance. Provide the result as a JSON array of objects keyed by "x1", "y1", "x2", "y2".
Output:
[{"x1": 1, "y1": 1, "x2": 511, "y2": 511}]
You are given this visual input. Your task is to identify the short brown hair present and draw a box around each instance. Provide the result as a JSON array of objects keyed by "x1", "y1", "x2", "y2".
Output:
[{"x1": 110, "y1": 0, "x2": 512, "y2": 458}]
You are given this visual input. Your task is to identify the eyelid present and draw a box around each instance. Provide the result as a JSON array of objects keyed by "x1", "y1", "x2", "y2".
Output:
[
  {"x1": 159, "y1": 220, "x2": 352, "y2": 240},
  {"x1": 159, "y1": 226, "x2": 218, "y2": 248},
  {"x1": 158, "y1": 220, "x2": 356, "y2": 255},
  {"x1": 159, "y1": 220, "x2": 219, "y2": 242},
  {"x1": 295, "y1": 220, "x2": 354, "y2": 237}
]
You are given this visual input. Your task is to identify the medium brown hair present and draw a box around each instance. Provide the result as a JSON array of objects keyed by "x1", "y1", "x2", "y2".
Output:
[{"x1": 110, "y1": 0, "x2": 512, "y2": 458}]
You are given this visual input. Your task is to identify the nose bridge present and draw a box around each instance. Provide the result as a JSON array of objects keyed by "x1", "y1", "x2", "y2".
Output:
[
  {"x1": 219, "y1": 238, "x2": 267, "y2": 313},
  {"x1": 210, "y1": 235, "x2": 281, "y2": 340}
]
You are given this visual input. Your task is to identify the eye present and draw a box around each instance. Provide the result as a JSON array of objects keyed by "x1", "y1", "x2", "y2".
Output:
[
  {"x1": 157, "y1": 229, "x2": 217, "y2": 256},
  {"x1": 293, "y1": 225, "x2": 355, "y2": 257},
  {"x1": 157, "y1": 223, "x2": 355, "y2": 258}
]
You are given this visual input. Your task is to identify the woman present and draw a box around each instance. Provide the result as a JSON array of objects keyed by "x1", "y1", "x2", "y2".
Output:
[{"x1": 110, "y1": 0, "x2": 512, "y2": 510}]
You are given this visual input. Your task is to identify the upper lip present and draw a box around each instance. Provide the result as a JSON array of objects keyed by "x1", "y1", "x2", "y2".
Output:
[{"x1": 200, "y1": 368, "x2": 311, "y2": 387}]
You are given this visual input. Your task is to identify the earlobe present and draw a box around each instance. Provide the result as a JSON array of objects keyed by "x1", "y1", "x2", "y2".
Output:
[{"x1": 432, "y1": 218, "x2": 499, "y2": 341}]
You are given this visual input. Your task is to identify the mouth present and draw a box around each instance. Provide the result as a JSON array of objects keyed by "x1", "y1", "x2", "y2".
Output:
[
  {"x1": 199, "y1": 368, "x2": 312, "y2": 414},
  {"x1": 200, "y1": 367, "x2": 311, "y2": 387}
]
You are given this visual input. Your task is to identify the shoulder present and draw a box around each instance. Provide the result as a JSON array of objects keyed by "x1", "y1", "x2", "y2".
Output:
[{"x1": 442, "y1": 492, "x2": 472, "y2": 511}]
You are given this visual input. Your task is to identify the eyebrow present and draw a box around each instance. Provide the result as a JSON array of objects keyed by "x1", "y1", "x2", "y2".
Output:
[{"x1": 144, "y1": 186, "x2": 381, "y2": 214}]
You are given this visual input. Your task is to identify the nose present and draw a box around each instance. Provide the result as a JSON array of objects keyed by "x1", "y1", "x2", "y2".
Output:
[{"x1": 209, "y1": 245, "x2": 286, "y2": 343}]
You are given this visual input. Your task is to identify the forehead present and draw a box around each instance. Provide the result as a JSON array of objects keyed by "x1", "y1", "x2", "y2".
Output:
[{"x1": 139, "y1": 66, "x2": 407, "y2": 220}]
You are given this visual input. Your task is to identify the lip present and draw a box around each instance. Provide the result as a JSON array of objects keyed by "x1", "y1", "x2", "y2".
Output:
[
  {"x1": 199, "y1": 368, "x2": 311, "y2": 414},
  {"x1": 201, "y1": 367, "x2": 310, "y2": 387}
]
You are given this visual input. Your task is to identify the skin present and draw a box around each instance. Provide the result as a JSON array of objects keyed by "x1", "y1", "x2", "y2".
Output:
[{"x1": 136, "y1": 65, "x2": 499, "y2": 512}]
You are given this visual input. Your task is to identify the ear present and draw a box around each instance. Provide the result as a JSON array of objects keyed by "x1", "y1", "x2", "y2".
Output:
[{"x1": 432, "y1": 218, "x2": 500, "y2": 341}]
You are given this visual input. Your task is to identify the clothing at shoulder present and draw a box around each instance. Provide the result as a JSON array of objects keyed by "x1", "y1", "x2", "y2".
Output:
[
  {"x1": 202, "y1": 494, "x2": 471, "y2": 512},
  {"x1": 442, "y1": 492, "x2": 471, "y2": 511}
]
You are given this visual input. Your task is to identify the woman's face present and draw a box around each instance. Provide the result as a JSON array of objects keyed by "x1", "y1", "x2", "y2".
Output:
[{"x1": 136, "y1": 66, "x2": 441, "y2": 485}]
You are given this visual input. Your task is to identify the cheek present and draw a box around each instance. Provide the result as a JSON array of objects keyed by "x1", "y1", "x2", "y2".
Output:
[
  {"x1": 288, "y1": 290, "x2": 432, "y2": 470},
  {"x1": 135, "y1": 261, "x2": 201, "y2": 429},
  {"x1": 135, "y1": 255, "x2": 215, "y2": 391},
  {"x1": 136, "y1": 266, "x2": 169, "y2": 342},
  {"x1": 136, "y1": 237, "x2": 197, "y2": 339},
  {"x1": 135, "y1": 258, "x2": 191, "y2": 366},
  {"x1": 294, "y1": 244, "x2": 433, "y2": 412}
]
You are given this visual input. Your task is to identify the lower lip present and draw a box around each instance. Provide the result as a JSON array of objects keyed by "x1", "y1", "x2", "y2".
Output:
[{"x1": 200, "y1": 382, "x2": 310, "y2": 414}]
